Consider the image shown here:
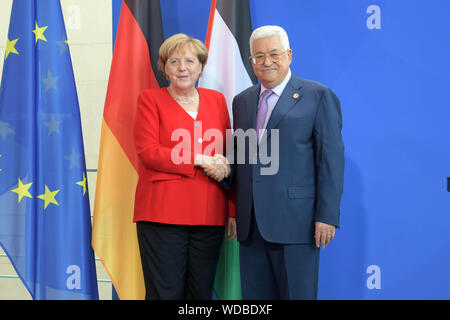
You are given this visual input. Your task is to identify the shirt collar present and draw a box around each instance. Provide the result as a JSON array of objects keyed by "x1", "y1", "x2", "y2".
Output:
[{"x1": 260, "y1": 69, "x2": 292, "y2": 97}]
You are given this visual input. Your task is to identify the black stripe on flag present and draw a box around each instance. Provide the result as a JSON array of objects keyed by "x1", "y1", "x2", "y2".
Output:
[
  {"x1": 124, "y1": 0, "x2": 168, "y2": 88},
  {"x1": 216, "y1": 0, "x2": 258, "y2": 84}
]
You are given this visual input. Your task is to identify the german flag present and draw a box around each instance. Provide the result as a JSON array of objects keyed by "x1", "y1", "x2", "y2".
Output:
[{"x1": 92, "y1": 0, "x2": 167, "y2": 300}]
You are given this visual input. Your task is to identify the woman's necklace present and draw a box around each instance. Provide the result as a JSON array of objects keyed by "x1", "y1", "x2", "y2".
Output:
[{"x1": 168, "y1": 87, "x2": 198, "y2": 105}]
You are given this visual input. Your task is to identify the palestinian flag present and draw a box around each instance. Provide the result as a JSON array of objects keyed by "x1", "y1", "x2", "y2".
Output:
[
  {"x1": 199, "y1": 0, "x2": 257, "y2": 300},
  {"x1": 92, "y1": 0, "x2": 167, "y2": 300}
]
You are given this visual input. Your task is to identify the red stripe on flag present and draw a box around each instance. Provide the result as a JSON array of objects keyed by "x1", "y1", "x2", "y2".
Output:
[{"x1": 103, "y1": 1, "x2": 160, "y2": 171}]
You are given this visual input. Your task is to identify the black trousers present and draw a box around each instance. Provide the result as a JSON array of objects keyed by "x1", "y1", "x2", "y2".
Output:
[{"x1": 136, "y1": 221, "x2": 224, "y2": 300}]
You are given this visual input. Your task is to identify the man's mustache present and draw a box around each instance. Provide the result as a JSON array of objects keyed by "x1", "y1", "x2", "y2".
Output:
[{"x1": 261, "y1": 66, "x2": 278, "y2": 71}]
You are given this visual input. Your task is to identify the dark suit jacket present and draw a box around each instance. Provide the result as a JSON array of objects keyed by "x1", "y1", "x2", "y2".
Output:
[{"x1": 227, "y1": 74, "x2": 344, "y2": 244}]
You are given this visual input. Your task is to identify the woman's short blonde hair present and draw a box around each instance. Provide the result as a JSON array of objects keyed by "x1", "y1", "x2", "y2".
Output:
[{"x1": 158, "y1": 33, "x2": 208, "y2": 75}]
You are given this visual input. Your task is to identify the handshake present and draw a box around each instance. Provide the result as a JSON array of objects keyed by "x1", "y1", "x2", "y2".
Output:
[{"x1": 194, "y1": 154, "x2": 231, "y2": 182}]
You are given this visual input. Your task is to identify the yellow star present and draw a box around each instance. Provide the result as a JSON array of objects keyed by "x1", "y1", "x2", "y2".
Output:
[
  {"x1": 37, "y1": 185, "x2": 59, "y2": 209},
  {"x1": 11, "y1": 178, "x2": 33, "y2": 203},
  {"x1": 76, "y1": 172, "x2": 87, "y2": 196},
  {"x1": 5, "y1": 37, "x2": 19, "y2": 59},
  {"x1": 32, "y1": 21, "x2": 48, "y2": 44}
]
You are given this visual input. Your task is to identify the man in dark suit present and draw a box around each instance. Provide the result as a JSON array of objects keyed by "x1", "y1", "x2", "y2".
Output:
[{"x1": 225, "y1": 25, "x2": 344, "y2": 299}]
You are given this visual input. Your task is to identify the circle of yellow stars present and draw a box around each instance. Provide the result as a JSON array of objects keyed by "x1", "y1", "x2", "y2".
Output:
[
  {"x1": 10, "y1": 175, "x2": 87, "y2": 210},
  {"x1": 5, "y1": 20, "x2": 69, "y2": 61},
  {"x1": 3, "y1": 20, "x2": 82, "y2": 210}
]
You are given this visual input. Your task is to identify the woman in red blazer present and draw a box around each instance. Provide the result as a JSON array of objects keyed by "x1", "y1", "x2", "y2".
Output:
[{"x1": 133, "y1": 33, "x2": 233, "y2": 299}]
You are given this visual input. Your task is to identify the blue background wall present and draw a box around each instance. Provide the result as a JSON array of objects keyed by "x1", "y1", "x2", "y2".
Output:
[{"x1": 113, "y1": 0, "x2": 450, "y2": 299}]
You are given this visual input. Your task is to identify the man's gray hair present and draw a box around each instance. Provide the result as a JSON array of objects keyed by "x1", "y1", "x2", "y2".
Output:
[{"x1": 249, "y1": 25, "x2": 290, "y2": 54}]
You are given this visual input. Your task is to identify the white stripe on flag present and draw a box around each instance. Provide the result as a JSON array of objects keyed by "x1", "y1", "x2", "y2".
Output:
[{"x1": 199, "y1": 9, "x2": 253, "y2": 127}]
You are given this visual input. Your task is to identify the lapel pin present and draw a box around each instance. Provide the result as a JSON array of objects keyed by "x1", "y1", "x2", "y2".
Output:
[{"x1": 292, "y1": 92, "x2": 300, "y2": 99}]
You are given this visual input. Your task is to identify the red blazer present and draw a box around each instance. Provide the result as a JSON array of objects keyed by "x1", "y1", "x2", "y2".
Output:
[{"x1": 133, "y1": 87, "x2": 233, "y2": 226}]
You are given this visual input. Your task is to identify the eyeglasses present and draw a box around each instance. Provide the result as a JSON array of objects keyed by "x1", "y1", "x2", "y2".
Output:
[{"x1": 250, "y1": 50, "x2": 289, "y2": 65}]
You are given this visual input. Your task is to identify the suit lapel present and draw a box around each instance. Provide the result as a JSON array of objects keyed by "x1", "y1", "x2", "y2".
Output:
[
  {"x1": 244, "y1": 85, "x2": 260, "y2": 130},
  {"x1": 265, "y1": 75, "x2": 304, "y2": 136}
]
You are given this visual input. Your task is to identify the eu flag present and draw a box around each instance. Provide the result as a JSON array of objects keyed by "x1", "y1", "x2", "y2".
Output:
[{"x1": 0, "y1": 0, "x2": 98, "y2": 299}]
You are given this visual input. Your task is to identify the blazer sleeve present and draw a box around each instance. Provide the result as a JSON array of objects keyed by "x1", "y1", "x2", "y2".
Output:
[
  {"x1": 313, "y1": 87, "x2": 345, "y2": 228},
  {"x1": 134, "y1": 91, "x2": 195, "y2": 177}
]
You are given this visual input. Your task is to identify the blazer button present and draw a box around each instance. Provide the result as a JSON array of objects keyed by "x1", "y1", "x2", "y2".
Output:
[
  {"x1": 198, "y1": 138, "x2": 203, "y2": 143},
  {"x1": 194, "y1": 123, "x2": 200, "y2": 128}
]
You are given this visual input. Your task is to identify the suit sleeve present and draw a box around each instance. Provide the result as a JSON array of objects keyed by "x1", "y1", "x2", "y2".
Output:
[
  {"x1": 134, "y1": 91, "x2": 195, "y2": 177},
  {"x1": 313, "y1": 87, "x2": 345, "y2": 228}
]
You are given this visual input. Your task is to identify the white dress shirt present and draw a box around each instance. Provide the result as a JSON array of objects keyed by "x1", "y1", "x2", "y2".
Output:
[{"x1": 186, "y1": 111, "x2": 198, "y2": 120}]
